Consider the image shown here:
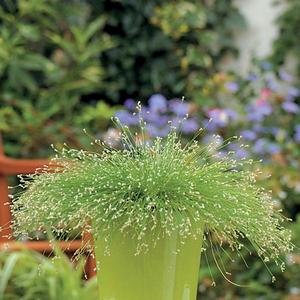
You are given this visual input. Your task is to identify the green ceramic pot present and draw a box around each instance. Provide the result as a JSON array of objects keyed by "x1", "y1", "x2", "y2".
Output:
[{"x1": 94, "y1": 223, "x2": 204, "y2": 300}]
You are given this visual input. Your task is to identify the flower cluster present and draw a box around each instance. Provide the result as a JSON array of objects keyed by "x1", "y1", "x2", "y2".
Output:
[
  {"x1": 201, "y1": 62, "x2": 300, "y2": 164},
  {"x1": 197, "y1": 61, "x2": 300, "y2": 213},
  {"x1": 113, "y1": 63, "x2": 299, "y2": 169},
  {"x1": 115, "y1": 94, "x2": 199, "y2": 138},
  {"x1": 12, "y1": 115, "x2": 293, "y2": 272}
]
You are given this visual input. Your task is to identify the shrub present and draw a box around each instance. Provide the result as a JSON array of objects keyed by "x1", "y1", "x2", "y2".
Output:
[
  {"x1": 271, "y1": 0, "x2": 300, "y2": 74},
  {"x1": 0, "y1": 0, "x2": 114, "y2": 157},
  {"x1": 96, "y1": 0, "x2": 246, "y2": 103}
]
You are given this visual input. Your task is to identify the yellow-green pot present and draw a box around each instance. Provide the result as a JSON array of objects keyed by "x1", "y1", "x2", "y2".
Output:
[{"x1": 94, "y1": 223, "x2": 204, "y2": 300}]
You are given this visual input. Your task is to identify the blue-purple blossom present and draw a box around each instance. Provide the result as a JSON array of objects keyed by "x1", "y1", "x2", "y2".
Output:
[
  {"x1": 279, "y1": 70, "x2": 293, "y2": 82},
  {"x1": 217, "y1": 150, "x2": 227, "y2": 158},
  {"x1": 268, "y1": 143, "x2": 280, "y2": 154},
  {"x1": 288, "y1": 86, "x2": 300, "y2": 98},
  {"x1": 142, "y1": 109, "x2": 168, "y2": 127},
  {"x1": 146, "y1": 123, "x2": 170, "y2": 138},
  {"x1": 261, "y1": 61, "x2": 272, "y2": 70},
  {"x1": 169, "y1": 117, "x2": 189, "y2": 132},
  {"x1": 202, "y1": 135, "x2": 223, "y2": 148},
  {"x1": 235, "y1": 148, "x2": 249, "y2": 159},
  {"x1": 271, "y1": 127, "x2": 280, "y2": 135},
  {"x1": 115, "y1": 110, "x2": 139, "y2": 126},
  {"x1": 246, "y1": 73, "x2": 258, "y2": 82},
  {"x1": 252, "y1": 139, "x2": 280, "y2": 155},
  {"x1": 224, "y1": 81, "x2": 239, "y2": 93},
  {"x1": 149, "y1": 94, "x2": 167, "y2": 113},
  {"x1": 246, "y1": 100, "x2": 272, "y2": 122},
  {"x1": 282, "y1": 101, "x2": 299, "y2": 114},
  {"x1": 118, "y1": 94, "x2": 202, "y2": 138},
  {"x1": 266, "y1": 78, "x2": 279, "y2": 92},
  {"x1": 252, "y1": 124, "x2": 266, "y2": 133},
  {"x1": 294, "y1": 125, "x2": 300, "y2": 143},
  {"x1": 253, "y1": 139, "x2": 268, "y2": 154},
  {"x1": 241, "y1": 130, "x2": 257, "y2": 141},
  {"x1": 206, "y1": 108, "x2": 237, "y2": 130},
  {"x1": 124, "y1": 98, "x2": 136, "y2": 111},
  {"x1": 228, "y1": 142, "x2": 249, "y2": 158},
  {"x1": 181, "y1": 118, "x2": 199, "y2": 134},
  {"x1": 169, "y1": 99, "x2": 189, "y2": 117}
]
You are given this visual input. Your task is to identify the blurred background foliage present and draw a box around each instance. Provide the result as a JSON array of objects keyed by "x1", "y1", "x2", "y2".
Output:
[
  {"x1": 0, "y1": 248, "x2": 98, "y2": 299},
  {"x1": 94, "y1": 0, "x2": 245, "y2": 103},
  {"x1": 0, "y1": 0, "x2": 115, "y2": 157},
  {"x1": 0, "y1": 0, "x2": 300, "y2": 299},
  {"x1": 271, "y1": 0, "x2": 300, "y2": 75},
  {"x1": 0, "y1": 0, "x2": 244, "y2": 157}
]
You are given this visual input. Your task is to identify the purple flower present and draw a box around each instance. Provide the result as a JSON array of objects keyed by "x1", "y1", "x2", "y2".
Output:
[
  {"x1": 206, "y1": 108, "x2": 237, "y2": 129},
  {"x1": 279, "y1": 70, "x2": 293, "y2": 82},
  {"x1": 225, "y1": 109, "x2": 238, "y2": 120},
  {"x1": 149, "y1": 94, "x2": 167, "y2": 113},
  {"x1": 261, "y1": 61, "x2": 272, "y2": 70},
  {"x1": 253, "y1": 139, "x2": 268, "y2": 154},
  {"x1": 203, "y1": 119, "x2": 216, "y2": 131},
  {"x1": 235, "y1": 148, "x2": 249, "y2": 159},
  {"x1": 294, "y1": 125, "x2": 300, "y2": 143},
  {"x1": 252, "y1": 124, "x2": 266, "y2": 133},
  {"x1": 115, "y1": 110, "x2": 139, "y2": 126},
  {"x1": 266, "y1": 78, "x2": 279, "y2": 92},
  {"x1": 282, "y1": 101, "x2": 299, "y2": 113},
  {"x1": 228, "y1": 143, "x2": 249, "y2": 158},
  {"x1": 228, "y1": 143, "x2": 239, "y2": 151},
  {"x1": 142, "y1": 110, "x2": 168, "y2": 127},
  {"x1": 203, "y1": 135, "x2": 223, "y2": 148},
  {"x1": 224, "y1": 81, "x2": 239, "y2": 93},
  {"x1": 217, "y1": 150, "x2": 227, "y2": 158},
  {"x1": 170, "y1": 117, "x2": 191, "y2": 132},
  {"x1": 246, "y1": 73, "x2": 258, "y2": 82},
  {"x1": 124, "y1": 98, "x2": 136, "y2": 111},
  {"x1": 181, "y1": 118, "x2": 199, "y2": 134},
  {"x1": 246, "y1": 110, "x2": 264, "y2": 122},
  {"x1": 252, "y1": 139, "x2": 280, "y2": 155},
  {"x1": 268, "y1": 143, "x2": 280, "y2": 154},
  {"x1": 169, "y1": 99, "x2": 189, "y2": 117},
  {"x1": 246, "y1": 100, "x2": 272, "y2": 122},
  {"x1": 271, "y1": 127, "x2": 280, "y2": 135},
  {"x1": 146, "y1": 124, "x2": 170, "y2": 138},
  {"x1": 287, "y1": 87, "x2": 300, "y2": 99},
  {"x1": 241, "y1": 130, "x2": 257, "y2": 141}
]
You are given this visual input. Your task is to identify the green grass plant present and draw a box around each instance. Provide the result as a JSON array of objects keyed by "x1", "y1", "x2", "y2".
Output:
[
  {"x1": 12, "y1": 111, "x2": 293, "y2": 280},
  {"x1": 0, "y1": 248, "x2": 98, "y2": 300}
]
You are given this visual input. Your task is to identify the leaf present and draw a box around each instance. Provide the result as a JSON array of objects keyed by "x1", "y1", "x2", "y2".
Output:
[
  {"x1": 84, "y1": 17, "x2": 106, "y2": 42},
  {"x1": 0, "y1": 252, "x2": 19, "y2": 297},
  {"x1": 19, "y1": 53, "x2": 49, "y2": 71},
  {"x1": 8, "y1": 63, "x2": 38, "y2": 92}
]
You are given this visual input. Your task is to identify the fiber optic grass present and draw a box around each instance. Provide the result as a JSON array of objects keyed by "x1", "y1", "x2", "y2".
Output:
[{"x1": 11, "y1": 111, "x2": 293, "y2": 280}]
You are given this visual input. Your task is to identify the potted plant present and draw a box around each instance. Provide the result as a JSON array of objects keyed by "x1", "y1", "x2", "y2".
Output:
[{"x1": 12, "y1": 112, "x2": 293, "y2": 300}]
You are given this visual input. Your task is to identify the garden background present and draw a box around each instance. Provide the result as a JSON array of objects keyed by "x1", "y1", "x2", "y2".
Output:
[{"x1": 0, "y1": 0, "x2": 300, "y2": 299}]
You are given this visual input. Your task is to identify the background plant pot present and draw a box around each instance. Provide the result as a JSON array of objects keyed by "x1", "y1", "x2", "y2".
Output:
[{"x1": 94, "y1": 223, "x2": 204, "y2": 300}]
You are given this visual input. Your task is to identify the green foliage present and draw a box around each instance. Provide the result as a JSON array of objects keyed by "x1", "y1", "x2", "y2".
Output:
[
  {"x1": 97, "y1": 0, "x2": 246, "y2": 103},
  {"x1": 0, "y1": 249, "x2": 98, "y2": 299},
  {"x1": 271, "y1": 0, "x2": 300, "y2": 74},
  {"x1": 0, "y1": 0, "x2": 114, "y2": 157},
  {"x1": 0, "y1": 0, "x2": 245, "y2": 158}
]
